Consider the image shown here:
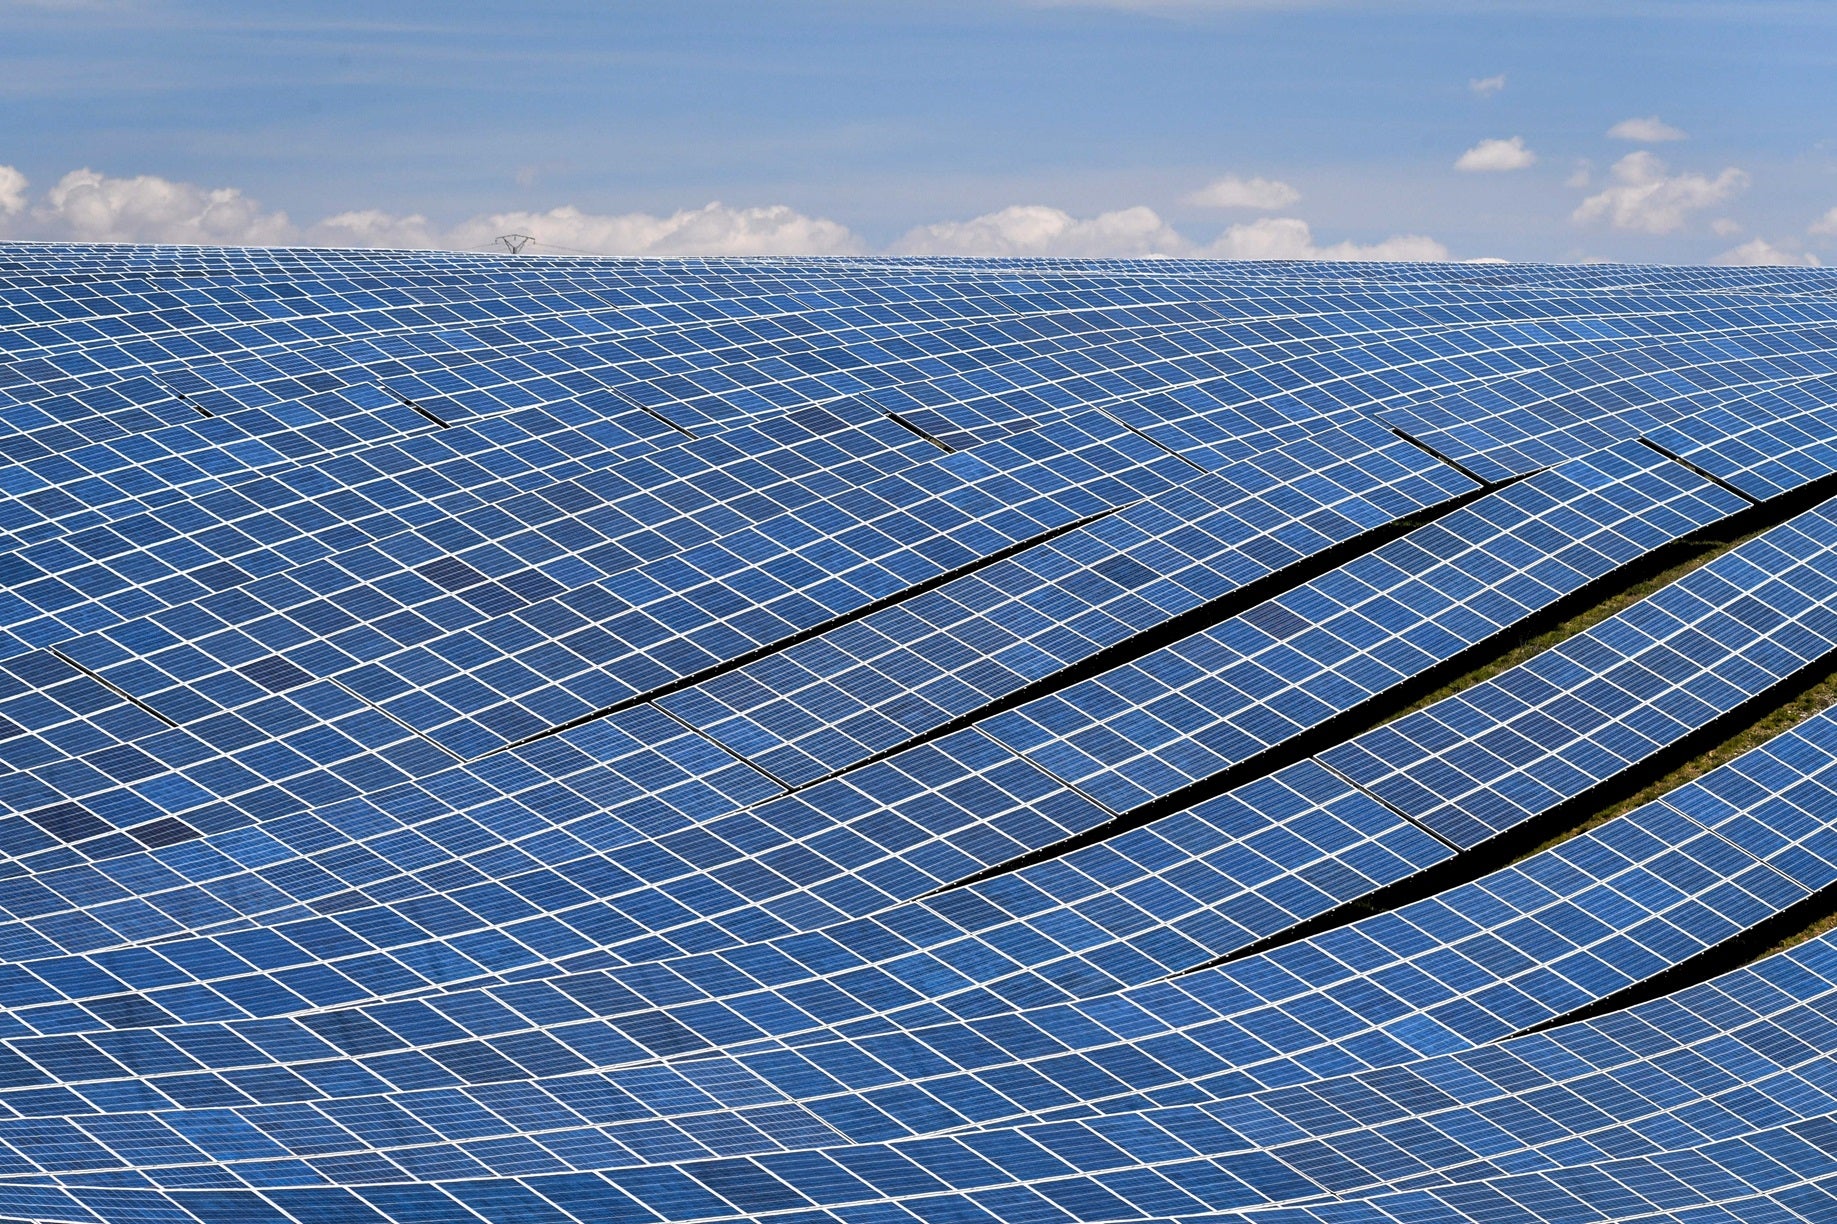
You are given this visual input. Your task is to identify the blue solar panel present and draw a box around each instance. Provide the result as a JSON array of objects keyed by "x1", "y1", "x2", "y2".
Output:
[
  {"x1": 1375, "y1": 332, "x2": 1837, "y2": 482},
  {"x1": 0, "y1": 398, "x2": 936, "y2": 654},
  {"x1": 982, "y1": 440, "x2": 1746, "y2": 814},
  {"x1": 0, "y1": 693, "x2": 1824, "y2": 1218},
  {"x1": 305, "y1": 408, "x2": 1196, "y2": 758},
  {"x1": 661, "y1": 417, "x2": 1477, "y2": 785},
  {"x1": 1644, "y1": 375, "x2": 1837, "y2": 500},
  {"x1": 1322, "y1": 498, "x2": 1837, "y2": 848},
  {"x1": 5, "y1": 245, "x2": 1837, "y2": 1224}
]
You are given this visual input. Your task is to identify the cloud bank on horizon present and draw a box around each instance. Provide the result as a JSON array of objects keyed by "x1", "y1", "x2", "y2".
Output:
[
  {"x1": 0, "y1": 165, "x2": 1454, "y2": 262},
  {"x1": 1, "y1": 156, "x2": 1822, "y2": 266}
]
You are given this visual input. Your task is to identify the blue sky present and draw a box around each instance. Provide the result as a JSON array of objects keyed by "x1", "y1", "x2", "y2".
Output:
[{"x1": 1, "y1": 0, "x2": 1833, "y2": 263}]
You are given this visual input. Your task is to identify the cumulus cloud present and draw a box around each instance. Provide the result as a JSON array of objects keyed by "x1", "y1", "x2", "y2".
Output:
[
  {"x1": 306, "y1": 209, "x2": 439, "y2": 249},
  {"x1": 0, "y1": 170, "x2": 866, "y2": 257},
  {"x1": 1572, "y1": 152, "x2": 1747, "y2": 235},
  {"x1": 889, "y1": 204, "x2": 1187, "y2": 257},
  {"x1": 1455, "y1": 136, "x2": 1536, "y2": 173},
  {"x1": 0, "y1": 162, "x2": 1454, "y2": 263},
  {"x1": 1185, "y1": 175, "x2": 1300, "y2": 210},
  {"x1": 329, "y1": 199, "x2": 868, "y2": 257},
  {"x1": 0, "y1": 166, "x2": 26, "y2": 218},
  {"x1": 1468, "y1": 74, "x2": 1506, "y2": 97},
  {"x1": 445, "y1": 201, "x2": 866, "y2": 257},
  {"x1": 1608, "y1": 115, "x2": 1687, "y2": 142},
  {"x1": 889, "y1": 204, "x2": 1451, "y2": 262},
  {"x1": 1717, "y1": 237, "x2": 1821, "y2": 267},
  {"x1": 25, "y1": 168, "x2": 295, "y2": 245},
  {"x1": 1810, "y1": 207, "x2": 1837, "y2": 237},
  {"x1": 1711, "y1": 217, "x2": 1743, "y2": 237},
  {"x1": 1202, "y1": 216, "x2": 1449, "y2": 262}
]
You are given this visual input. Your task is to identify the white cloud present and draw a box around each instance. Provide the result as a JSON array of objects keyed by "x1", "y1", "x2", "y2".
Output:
[
  {"x1": 0, "y1": 168, "x2": 865, "y2": 257},
  {"x1": 1202, "y1": 216, "x2": 1449, "y2": 262},
  {"x1": 1454, "y1": 136, "x2": 1536, "y2": 173},
  {"x1": 1184, "y1": 175, "x2": 1300, "y2": 210},
  {"x1": 1608, "y1": 115, "x2": 1687, "y2": 142},
  {"x1": 890, "y1": 204, "x2": 1187, "y2": 257},
  {"x1": 25, "y1": 168, "x2": 295, "y2": 245},
  {"x1": 890, "y1": 206, "x2": 1450, "y2": 263},
  {"x1": 1810, "y1": 207, "x2": 1837, "y2": 237},
  {"x1": 0, "y1": 163, "x2": 1455, "y2": 263},
  {"x1": 1572, "y1": 152, "x2": 1747, "y2": 235},
  {"x1": 446, "y1": 201, "x2": 866, "y2": 257},
  {"x1": 1710, "y1": 217, "x2": 1743, "y2": 237},
  {"x1": 1717, "y1": 237, "x2": 1820, "y2": 267},
  {"x1": 1468, "y1": 74, "x2": 1506, "y2": 97},
  {"x1": 0, "y1": 166, "x2": 26, "y2": 218},
  {"x1": 306, "y1": 209, "x2": 439, "y2": 249},
  {"x1": 323, "y1": 200, "x2": 867, "y2": 258},
  {"x1": 1565, "y1": 160, "x2": 1593, "y2": 189}
]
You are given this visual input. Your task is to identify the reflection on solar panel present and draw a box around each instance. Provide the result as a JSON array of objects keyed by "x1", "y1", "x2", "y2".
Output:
[{"x1": 4, "y1": 245, "x2": 1837, "y2": 1224}]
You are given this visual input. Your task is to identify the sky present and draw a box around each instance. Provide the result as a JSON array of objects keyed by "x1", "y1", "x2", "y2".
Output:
[{"x1": 0, "y1": 0, "x2": 1834, "y2": 264}]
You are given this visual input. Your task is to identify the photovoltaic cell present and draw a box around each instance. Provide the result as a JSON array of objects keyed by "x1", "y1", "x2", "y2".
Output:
[
  {"x1": 0, "y1": 695, "x2": 1822, "y2": 1214},
  {"x1": 1322, "y1": 497, "x2": 1837, "y2": 848},
  {"x1": 662, "y1": 416, "x2": 1476, "y2": 785},
  {"x1": 1643, "y1": 374, "x2": 1837, "y2": 500},
  {"x1": 3, "y1": 245, "x2": 1837, "y2": 1224},
  {"x1": 984, "y1": 439, "x2": 1746, "y2": 814}
]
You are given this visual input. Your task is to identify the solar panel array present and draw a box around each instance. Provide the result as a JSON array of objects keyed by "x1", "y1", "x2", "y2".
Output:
[{"x1": 2, "y1": 244, "x2": 1837, "y2": 1224}]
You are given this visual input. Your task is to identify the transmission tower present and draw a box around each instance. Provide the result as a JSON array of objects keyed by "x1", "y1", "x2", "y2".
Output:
[{"x1": 494, "y1": 233, "x2": 536, "y2": 255}]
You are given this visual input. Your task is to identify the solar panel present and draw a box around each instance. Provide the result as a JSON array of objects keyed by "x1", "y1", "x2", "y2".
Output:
[
  {"x1": 292, "y1": 408, "x2": 1196, "y2": 758},
  {"x1": 397, "y1": 928, "x2": 1837, "y2": 1224},
  {"x1": 0, "y1": 398, "x2": 937, "y2": 654},
  {"x1": 1644, "y1": 375, "x2": 1837, "y2": 500},
  {"x1": 1322, "y1": 497, "x2": 1837, "y2": 848},
  {"x1": 983, "y1": 439, "x2": 1746, "y2": 814},
  {"x1": 0, "y1": 685, "x2": 1825, "y2": 1218},
  {"x1": 662, "y1": 417, "x2": 1477, "y2": 785},
  {"x1": 6, "y1": 246, "x2": 1837, "y2": 1224},
  {"x1": 1375, "y1": 332, "x2": 1837, "y2": 482}
]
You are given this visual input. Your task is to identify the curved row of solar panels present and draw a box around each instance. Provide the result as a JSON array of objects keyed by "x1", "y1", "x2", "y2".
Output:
[{"x1": 3, "y1": 244, "x2": 1837, "y2": 1224}]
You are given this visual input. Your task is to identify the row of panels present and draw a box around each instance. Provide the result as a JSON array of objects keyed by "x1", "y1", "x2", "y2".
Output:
[{"x1": 5, "y1": 249, "x2": 1837, "y2": 1224}]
